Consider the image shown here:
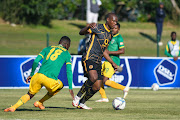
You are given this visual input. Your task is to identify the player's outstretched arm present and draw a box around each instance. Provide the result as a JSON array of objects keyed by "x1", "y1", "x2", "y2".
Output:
[
  {"x1": 66, "y1": 55, "x2": 74, "y2": 100},
  {"x1": 103, "y1": 49, "x2": 118, "y2": 71},
  {"x1": 164, "y1": 45, "x2": 173, "y2": 57},
  {"x1": 69, "y1": 89, "x2": 74, "y2": 100},
  {"x1": 79, "y1": 23, "x2": 96, "y2": 35},
  {"x1": 108, "y1": 48, "x2": 125, "y2": 55}
]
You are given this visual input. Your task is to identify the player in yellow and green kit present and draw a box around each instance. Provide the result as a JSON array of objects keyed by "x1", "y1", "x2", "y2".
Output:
[
  {"x1": 96, "y1": 23, "x2": 129, "y2": 102},
  {"x1": 4, "y1": 36, "x2": 74, "y2": 112}
]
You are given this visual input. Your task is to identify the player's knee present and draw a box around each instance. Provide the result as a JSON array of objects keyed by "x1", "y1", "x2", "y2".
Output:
[
  {"x1": 57, "y1": 84, "x2": 64, "y2": 91},
  {"x1": 89, "y1": 75, "x2": 98, "y2": 82},
  {"x1": 93, "y1": 85, "x2": 101, "y2": 91},
  {"x1": 49, "y1": 84, "x2": 64, "y2": 96},
  {"x1": 27, "y1": 92, "x2": 34, "y2": 99}
]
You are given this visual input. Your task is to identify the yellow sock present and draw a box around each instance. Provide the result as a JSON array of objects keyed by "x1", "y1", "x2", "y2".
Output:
[
  {"x1": 39, "y1": 93, "x2": 53, "y2": 103},
  {"x1": 105, "y1": 80, "x2": 125, "y2": 91},
  {"x1": 99, "y1": 87, "x2": 108, "y2": 99},
  {"x1": 12, "y1": 94, "x2": 30, "y2": 109}
]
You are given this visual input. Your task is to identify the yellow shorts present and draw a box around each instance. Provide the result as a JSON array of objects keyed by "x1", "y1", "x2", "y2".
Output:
[
  {"x1": 29, "y1": 73, "x2": 63, "y2": 95},
  {"x1": 102, "y1": 61, "x2": 115, "y2": 78}
]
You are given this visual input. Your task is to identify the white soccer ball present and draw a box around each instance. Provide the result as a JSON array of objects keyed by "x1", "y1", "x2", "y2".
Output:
[
  {"x1": 151, "y1": 83, "x2": 159, "y2": 91},
  {"x1": 112, "y1": 97, "x2": 126, "y2": 110}
]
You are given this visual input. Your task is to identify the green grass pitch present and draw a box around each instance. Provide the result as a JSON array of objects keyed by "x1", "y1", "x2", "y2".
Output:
[
  {"x1": 1, "y1": 20, "x2": 180, "y2": 56},
  {"x1": 0, "y1": 88, "x2": 180, "y2": 120}
]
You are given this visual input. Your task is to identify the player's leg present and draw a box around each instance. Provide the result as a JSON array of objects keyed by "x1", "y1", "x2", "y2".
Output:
[
  {"x1": 103, "y1": 61, "x2": 126, "y2": 90},
  {"x1": 4, "y1": 73, "x2": 41, "y2": 112},
  {"x1": 73, "y1": 69, "x2": 98, "y2": 108},
  {"x1": 95, "y1": 77, "x2": 109, "y2": 102},
  {"x1": 73, "y1": 60, "x2": 96, "y2": 107},
  {"x1": 92, "y1": 13, "x2": 98, "y2": 24},
  {"x1": 78, "y1": 79, "x2": 102, "y2": 109},
  {"x1": 96, "y1": 62, "x2": 109, "y2": 102},
  {"x1": 86, "y1": 10, "x2": 93, "y2": 26},
  {"x1": 4, "y1": 93, "x2": 33, "y2": 112},
  {"x1": 78, "y1": 65, "x2": 102, "y2": 109},
  {"x1": 101, "y1": 61, "x2": 129, "y2": 98},
  {"x1": 34, "y1": 77, "x2": 64, "y2": 110},
  {"x1": 104, "y1": 77, "x2": 129, "y2": 99}
]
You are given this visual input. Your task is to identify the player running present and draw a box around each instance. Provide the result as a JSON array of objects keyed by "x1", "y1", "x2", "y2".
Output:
[
  {"x1": 96, "y1": 23, "x2": 129, "y2": 103},
  {"x1": 4, "y1": 36, "x2": 74, "y2": 112},
  {"x1": 72, "y1": 13, "x2": 118, "y2": 109}
]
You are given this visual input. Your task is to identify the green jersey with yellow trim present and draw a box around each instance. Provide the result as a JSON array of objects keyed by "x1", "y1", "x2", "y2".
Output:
[
  {"x1": 106, "y1": 33, "x2": 124, "y2": 65},
  {"x1": 30, "y1": 44, "x2": 73, "y2": 89}
]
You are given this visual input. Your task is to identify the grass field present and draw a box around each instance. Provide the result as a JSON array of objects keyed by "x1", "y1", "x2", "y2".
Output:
[
  {"x1": 1, "y1": 19, "x2": 180, "y2": 56},
  {"x1": 0, "y1": 88, "x2": 180, "y2": 120}
]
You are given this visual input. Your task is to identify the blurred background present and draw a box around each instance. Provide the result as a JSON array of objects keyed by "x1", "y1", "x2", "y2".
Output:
[{"x1": 0, "y1": 0, "x2": 180, "y2": 56}]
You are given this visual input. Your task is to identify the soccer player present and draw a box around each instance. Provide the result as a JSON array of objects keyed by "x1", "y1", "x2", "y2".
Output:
[
  {"x1": 164, "y1": 31, "x2": 180, "y2": 61},
  {"x1": 96, "y1": 23, "x2": 129, "y2": 103},
  {"x1": 72, "y1": 13, "x2": 118, "y2": 109},
  {"x1": 4, "y1": 36, "x2": 74, "y2": 112}
]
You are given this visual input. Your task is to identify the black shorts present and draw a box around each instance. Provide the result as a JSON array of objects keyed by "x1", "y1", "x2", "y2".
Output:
[{"x1": 81, "y1": 59, "x2": 103, "y2": 80}]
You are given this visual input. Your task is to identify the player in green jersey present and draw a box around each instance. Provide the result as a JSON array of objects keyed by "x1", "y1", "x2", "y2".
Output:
[
  {"x1": 4, "y1": 36, "x2": 74, "y2": 112},
  {"x1": 96, "y1": 23, "x2": 129, "y2": 102},
  {"x1": 164, "y1": 31, "x2": 180, "y2": 61}
]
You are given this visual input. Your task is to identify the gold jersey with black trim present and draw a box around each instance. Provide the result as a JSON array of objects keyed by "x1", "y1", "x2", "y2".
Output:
[{"x1": 83, "y1": 24, "x2": 113, "y2": 63}]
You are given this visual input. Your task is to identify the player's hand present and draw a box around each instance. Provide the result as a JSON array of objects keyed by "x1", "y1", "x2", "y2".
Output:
[
  {"x1": 112, "y1": 63, "x2": 118, "y2": 71},
  {"x1": 89, "y1": 23, "x2": 97, "y2": 29},
  {"x1": 173, "y1": 56, "x2": 178, "y2": 61},
  {"x1": 26, "y1": 76, "x2": 32, "y2": 84},
  {"x1": 69, "y1": 89, "x2": 74, "y2": 100}
]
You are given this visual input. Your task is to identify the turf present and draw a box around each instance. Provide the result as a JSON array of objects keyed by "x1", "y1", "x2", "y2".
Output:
[
  {"x1": 0, "y1": 88, "x2": 180, "y2": 120},
  {"x1": 0, "y1": 20, "x2": 180, "y2": 56}
]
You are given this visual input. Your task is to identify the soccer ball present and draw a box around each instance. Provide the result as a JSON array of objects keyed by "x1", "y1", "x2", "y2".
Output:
[
  {"x1": 151, "y1": 83, "x2": 159, "y2": 91},
  {"x1": 112, "y1": 97, "x2": 126, "y2": 110}
]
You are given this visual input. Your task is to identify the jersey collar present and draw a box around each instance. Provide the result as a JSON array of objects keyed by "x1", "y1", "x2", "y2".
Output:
[
  {"x1": 113, "y1": 33, "x2": 119, "y2": 37},
  {"x1": 103, "y1": 24, "x2": 110, "y2": 32},
  {"x1": 59, "y1": 44, "x2": 67, "y2": 49},
  {"x1": 170, "y1": 40, "x2": 177, "y2": 45}
]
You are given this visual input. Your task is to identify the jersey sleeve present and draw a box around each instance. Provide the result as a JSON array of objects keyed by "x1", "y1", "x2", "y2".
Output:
[
  {"x1": 30, "y1": 48, "x2": 48, "y2": 76},
  {"x1": 118, "y1": 36, "x2": 125, "y2": 49},
  {"x1": 164, "y1": 44, "x2": 173, "y2": 57},
  {"x1": 66, "y1": 52, "x2": 73, "y2": 89},
  {"x1": 88, "y1": 24, "x2": 101, "y2": 34}
]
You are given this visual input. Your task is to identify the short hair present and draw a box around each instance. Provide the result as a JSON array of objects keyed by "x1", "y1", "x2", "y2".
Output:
[
  {"x1": 171, "y1": 31, "x2": 176, "y2": 36},
  {"x1": 59, "y1": 36, "x2": 71, "y2": 44},
  {"x1": 116, "y1": 22, "x2": 120, "y2": 29},
  {"x1": 105, "y1": 13, "x2": 116, "y2": 20}
]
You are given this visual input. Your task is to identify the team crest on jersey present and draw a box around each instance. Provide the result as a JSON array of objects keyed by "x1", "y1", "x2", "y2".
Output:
[
  {"x1": 111, "y1": 39, "x2": 115, "y2": 44},
  {"x1": 154, "y1": 59, "x2": 178, "y2": 86},
  {"x1": 20, "y1": 58, "x2": 41, "y2": 84},
  {"x1": 89, "y1": 65, "x2": 93, "y2": 69}
]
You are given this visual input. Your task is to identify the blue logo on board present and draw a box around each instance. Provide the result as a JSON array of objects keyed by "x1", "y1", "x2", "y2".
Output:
[
  {"x1": 154, "y1": 59, "x2": 178, "y2": 86},
  {"x1": 20, "y1": 58, "x2": 41, "y2": 84}
]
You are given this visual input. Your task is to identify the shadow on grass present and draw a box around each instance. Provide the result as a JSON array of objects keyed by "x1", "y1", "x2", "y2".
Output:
[
  {"x1": 46, "y1": 107, "x2": 76, "y2": 110},
  {"x1": 15, "y1": 109, "x2": 44, "y2": 111},
  {"x1": 4, "y1": 107, "x2": 76, "y2": 112},
  {"x1": 139, "y1": 32, "x2": 156, "y2": 43},
  {"x1": 69, "y1": 23, "x2": 85, "y2": 29}
]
